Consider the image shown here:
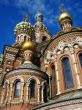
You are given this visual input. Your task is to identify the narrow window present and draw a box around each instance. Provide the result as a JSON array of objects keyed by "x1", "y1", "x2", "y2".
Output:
[
  {"x1": 42, "y1": 36, "x2": 46, "y2": 41},
  {"x1": 62, "y1": 57, "x2": 74, "y2": 89},
  {"x1": 30, "y1": 80, "x2": 35, "y2": 98},
  {"x1": 79, "y1": 53, "x2": 82, "y2": 67},
  {"x1": 51, "y1": 64, "x2": 57, "y2": 95},
  {"x1": 14, "y1": 81, "x2": 20, "y2": 97},
  {"x1": 24, "y1": 35, "x2": 26, "y2": 41}
]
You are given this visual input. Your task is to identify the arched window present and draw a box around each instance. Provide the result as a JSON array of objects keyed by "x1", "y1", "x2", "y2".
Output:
[
  {"x1": 24, "y1": 35, "x2": 26, "y2": 41},
  {"x1": 30, "y1": 80, "x2": 35, "y2": 98},
  {"x1": 79, "y1": 53, "x2": 82, "y2": 67},
  {"x1": 62, "y1": 57, "x2": 74, "y2": 89},
  {"x1": 14, "y1": 81, "x2": 20, "y2": 97}
]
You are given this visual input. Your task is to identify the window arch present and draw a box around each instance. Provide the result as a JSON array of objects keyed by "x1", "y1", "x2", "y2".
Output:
[
  {"x1": 30, "y1": 79, "x2": 35, "y2": 98},
  {"x1": 14, "y1": 81, "x2": 20, "y2": 97},
  {"x1": 62, "y1": 57, "x2": 74, "y2": 89},
  {"x1": 79, "y1": 53, "x2": 82, "y2": 67}
]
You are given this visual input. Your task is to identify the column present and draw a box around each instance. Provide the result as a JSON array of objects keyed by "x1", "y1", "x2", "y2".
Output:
[
  {"x1": 6, "y1": 84, "x2": 9, "y2": 103},
  {"x1": 54, "y1": 57, "x2": 61, "y2": 95},
  {"x1": 70, "y1": 47, "x2": 81, "y2": 88},
  {"x1": 21, "y1": 82, "x2": 24, "y2": 101},
  {"x1": 1, "y1": 90, "x2": 4, "y2": 104},
  {"x1": 48, "y1": 75, "x2": 52, "y2": 99},
  {"x1": 26, "y1": 83, "x2": 30, "y2": 102},
  {"x1": 41, "y1": 85, "x2": 44, "y2": 103},
  {"x1": 37, "y1": 84, "x2": 41, "y2": 102},
  {"x1": 9, "y1": 83, "x2": 13, "y2": 102}
]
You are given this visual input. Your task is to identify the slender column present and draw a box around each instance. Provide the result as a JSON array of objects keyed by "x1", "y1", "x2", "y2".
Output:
[
  {"x1": 26, "y1": 83, "x2": 30, "y2": 102},
  {"x1": 21, "y1": 82, "x2": 24, "y2": 101},
  {"x1": 9, "y1": 83, "x2": 13, "y2": 102},
  {"x1": 37, "y1": 84, "x2": 41, "y2": 102},
  {"x1": 6, "y1": 84, "x2": 9, "y2": 103},
  {"x1": 1, "y1": 86, "x2": 5, "y2": 104},
  {"x1": 70, "y1": 47, "x2": 81, "y2": 88},
  {"x1": 54, "y1": 57, "x2": 61, "y2": 95},
  {"x1": 41, "y1": 86, "x2": 44, "y2": 103},
  {"x1": 48, "y1": 75, "x2": 52, "y2": 99}
]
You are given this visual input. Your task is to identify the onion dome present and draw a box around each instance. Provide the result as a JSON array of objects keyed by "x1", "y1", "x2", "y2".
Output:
[
  {"x1": 22, "y1": 38, "x2": 35, "y2": 52},
  {"x1": 14, "y1": 19, "x2": 34, "y2": 36},
  {"x1": 35, "y1": 11, "x2": 43, "y2": 22},
  {"x1": 58, "y1": 12, "x2": 72, "y2": 24},
  {"x1": 34, "y1": 11, "x2": 47, "y2": 30}
]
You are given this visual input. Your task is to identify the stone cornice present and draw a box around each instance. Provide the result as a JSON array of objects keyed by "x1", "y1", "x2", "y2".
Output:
[
  {"x1": 32, "y1": 98, "x2": 82, "y2": 110},
  {"x1": 5, "y1": 69, "x2": 48, "y2": 80}
]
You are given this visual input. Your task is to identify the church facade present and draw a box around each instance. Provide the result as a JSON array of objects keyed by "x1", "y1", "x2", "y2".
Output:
[{"x1": 0, "y1": 9, "x2": 82, "y2": 110}]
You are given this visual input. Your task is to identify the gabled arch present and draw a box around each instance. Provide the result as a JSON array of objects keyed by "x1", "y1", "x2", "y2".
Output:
[
  {"x1": 11, "y1": 76, "x2": 24, "y2": 84},
  {"x1": 27, "y1": 76, "x2": 40, "y2": 85}
]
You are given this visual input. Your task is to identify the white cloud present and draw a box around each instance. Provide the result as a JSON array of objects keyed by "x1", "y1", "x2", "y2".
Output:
[
  {"x1": 0, "y1": 0, "x2": 61, "y2": 26},
  {"x1": 14, "y1": 0, "x2": 58, "y2": 26}
]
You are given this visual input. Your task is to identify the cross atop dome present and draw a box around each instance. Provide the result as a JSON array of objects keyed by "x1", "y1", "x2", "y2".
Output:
[
  {"x1": 60, "y1": 4, "x2": 65, "y2": 13},
  {"x1": 24, "y1": 13, "x2": 29, "y2": 22}
]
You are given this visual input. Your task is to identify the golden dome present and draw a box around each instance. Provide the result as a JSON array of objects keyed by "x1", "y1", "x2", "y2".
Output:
[
  {"x1": 58, "y1": 12, "x2": 72, "y2": 24},
  {"x1": 22, "y1": 38, "x2": 35, "y2": 52}
]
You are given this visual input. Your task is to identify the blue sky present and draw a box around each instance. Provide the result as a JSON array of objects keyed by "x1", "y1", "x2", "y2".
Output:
[{"x1": 0, "y1": 0, "x2": 82, "y2": 54}]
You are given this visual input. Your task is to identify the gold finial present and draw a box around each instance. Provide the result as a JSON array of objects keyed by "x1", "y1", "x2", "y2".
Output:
[
  {"x1": 60, "y1": 4, "x2": 65, "y2": 13},
  {"x1": 24, "y1": 13, "x2": 29, "y2": 22}
]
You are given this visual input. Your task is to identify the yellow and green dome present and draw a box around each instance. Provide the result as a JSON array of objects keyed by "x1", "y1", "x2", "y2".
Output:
[{"x1": 14, "y1": 21, "x2": 34, "y2": 36}]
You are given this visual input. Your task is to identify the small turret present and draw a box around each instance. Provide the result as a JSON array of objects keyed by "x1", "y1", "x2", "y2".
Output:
[{"x1": 58, "y1": 5, "x2": 72, "y2": 32}]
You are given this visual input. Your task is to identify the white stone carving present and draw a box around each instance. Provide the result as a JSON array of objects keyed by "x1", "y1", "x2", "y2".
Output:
[{"x1": 75, "y1": 37, "x2": 82, "y2": 47}]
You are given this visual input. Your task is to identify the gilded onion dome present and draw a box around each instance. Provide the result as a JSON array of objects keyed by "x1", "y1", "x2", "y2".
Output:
[
  {"x1": 14, "y1": 21, "x2": 34, "y2": 36},
  {"x1": 22, "y1": 38, "x2": 35, "y2": 52},
  {"x1": 58, "y1": 12, "x2": 72, "y2": 24}
]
